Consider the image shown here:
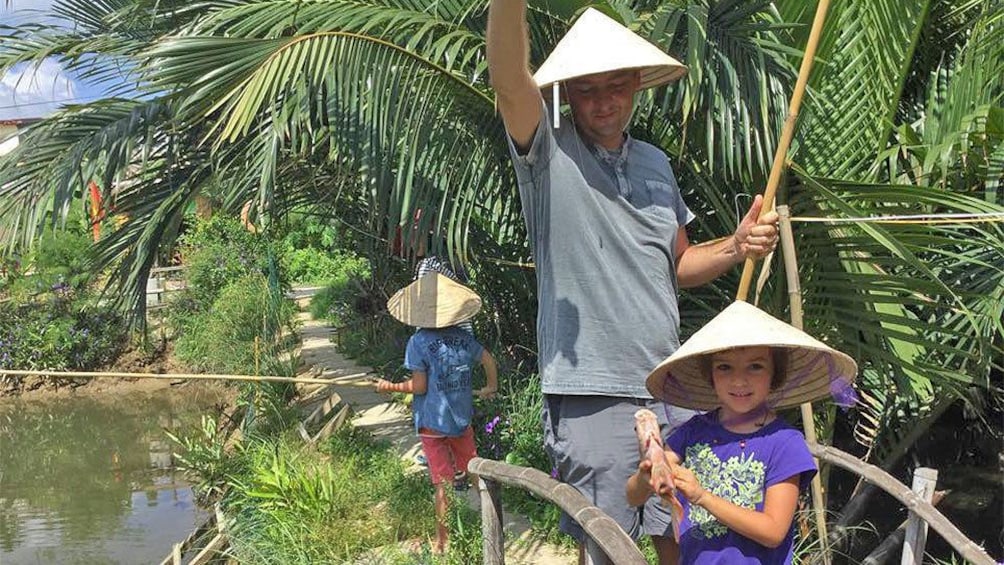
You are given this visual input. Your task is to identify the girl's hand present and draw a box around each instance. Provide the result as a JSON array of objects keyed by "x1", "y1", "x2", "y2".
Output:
[
  {"x1": 375, "y1": 378, "x2": 394, "y2": 393},
  {"x1": 475, "y1": 386, "x2": 497, "y2": 400},
  {"x1": 672, "y1": 465, "x2": 707, "y2": 505}
]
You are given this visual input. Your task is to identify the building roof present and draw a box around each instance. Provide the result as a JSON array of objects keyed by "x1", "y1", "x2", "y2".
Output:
[{"x1": 0, "y1": 118, "x2": 41, "y2": 127}]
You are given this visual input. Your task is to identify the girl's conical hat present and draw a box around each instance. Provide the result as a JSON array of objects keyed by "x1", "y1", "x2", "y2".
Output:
[
  {"x1": 646, "y1": 300, "x2": 858, "y2": 411},
  {"x1": 533, "y1": 8, "x2": 687, "y2": 91},
  {"x1": 386, "y1": 273, "x2": 481, "y2": 329}
]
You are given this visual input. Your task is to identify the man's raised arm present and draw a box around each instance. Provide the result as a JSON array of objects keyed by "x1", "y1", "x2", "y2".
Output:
[{"x1": 487, "y1": 0, "x2": 542, "y2": 150}]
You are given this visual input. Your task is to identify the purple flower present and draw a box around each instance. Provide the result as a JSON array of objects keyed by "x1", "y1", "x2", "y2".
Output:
[
  {"x1": 484, "y1": 415, "x2": 501, "y2": 434},
  {"x1": 550, "y1": 467, "x2": 559, "y2": 479}
]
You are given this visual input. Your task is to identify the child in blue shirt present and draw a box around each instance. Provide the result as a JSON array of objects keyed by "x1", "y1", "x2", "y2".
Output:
[
  {"x1": 376, "y1": 273, "x2": 498, "y2": 554},
  {"x1": 627, "y1": 301, "x2": 857, "y2": 564}
]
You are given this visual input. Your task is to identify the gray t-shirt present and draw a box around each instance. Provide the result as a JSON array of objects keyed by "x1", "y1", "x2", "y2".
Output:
[{"x1": 507, "y1": 103, "x2": 695, "y2": 398}]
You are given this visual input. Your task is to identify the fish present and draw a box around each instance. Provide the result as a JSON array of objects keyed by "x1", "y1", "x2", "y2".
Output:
[{"x1": 634, "y1": 408, "x2": 685, "y2": 542}]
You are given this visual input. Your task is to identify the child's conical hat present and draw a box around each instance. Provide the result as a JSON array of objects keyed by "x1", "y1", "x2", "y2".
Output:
[
  {"x1": 646, "y1": 300, "x2": 858, "y2": 411},
  {"x1": 386, "y1": 273, "x2": 481, "y2": 329},
  {"x1": 532, "y1": 8, "x2": 687, "y2": 91}
]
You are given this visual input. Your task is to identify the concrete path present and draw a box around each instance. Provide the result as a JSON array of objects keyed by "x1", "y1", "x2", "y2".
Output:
[{"x1": 295, "y1": 310, "x2": 575, "y2": 564}]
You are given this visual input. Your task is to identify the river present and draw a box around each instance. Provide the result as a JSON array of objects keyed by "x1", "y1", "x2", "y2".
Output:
[{"x1": 0, "y1": 385, "x2": 228, "y2": 564}]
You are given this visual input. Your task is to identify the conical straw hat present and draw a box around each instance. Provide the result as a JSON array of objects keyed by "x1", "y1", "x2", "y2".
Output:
[
  {"x1": 533, "y1": 8, "x2": 687, "y2": 91},
  {"x1": 386, "y1": 273, "x2": 481, "y2": 329},
  {"x1": 646, "y1": 301, "x2": 857, "y2": 411}
]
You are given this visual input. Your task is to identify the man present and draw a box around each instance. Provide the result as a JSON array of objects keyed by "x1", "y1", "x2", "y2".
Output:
[{"x1": 486, "y1": 5, "x2": 779, "y2": 564}]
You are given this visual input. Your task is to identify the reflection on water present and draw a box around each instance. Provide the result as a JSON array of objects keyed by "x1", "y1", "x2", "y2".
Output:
[{"x1": 0, "y1": 389, "x2": 226, "y2": 564}]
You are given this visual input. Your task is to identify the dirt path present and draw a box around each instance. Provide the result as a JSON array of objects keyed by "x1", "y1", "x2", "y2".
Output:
[{"x1": 295, "y1": 311, "x2": 575, "y2": 565}]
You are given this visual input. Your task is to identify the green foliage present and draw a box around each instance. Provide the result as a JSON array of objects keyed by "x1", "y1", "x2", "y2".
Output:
[
  {"x1": 281, "y1": 247, "x2": 369, "y2": 286},
  {"x1": 1, "y1": 223, "x2": 94, "y2": 299},
  {"x1": 474, "y1": 371, "x2": 566, "y2": 544},
  {"x1": 173, "y1": 273, "x2": 297, "y2": 375},
  {"x1": 165, "y1": 414, "x2": 240, "y2": 504},
  {"x1": 0, "y1": 224, "x2": 126, "y2": 373},
  {"x1": 0, "y1": 300, "x2": 126, "y2": 371},
  {"x1": 176, "y1": 215, "x2": 274, "y2": 311},
  {"x1": 441, "y1": 490, "x2": 483, "y2": 565},
  {"x1": 221, "y1": 428, "x2": 435, "y2": 564}
]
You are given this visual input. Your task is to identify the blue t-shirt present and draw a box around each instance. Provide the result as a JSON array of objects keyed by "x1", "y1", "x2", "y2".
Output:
[
  {"x1": 666, "y1": 411, "x2": 817, "y2": 564},
  {"x1": 404, "y1": 327, "x2": 484, "y2": 436}
]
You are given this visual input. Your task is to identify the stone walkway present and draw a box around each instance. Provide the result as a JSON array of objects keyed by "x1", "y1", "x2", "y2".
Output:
[{"x1": 295, "y1": 311, "x2": 575, "y2": 564}]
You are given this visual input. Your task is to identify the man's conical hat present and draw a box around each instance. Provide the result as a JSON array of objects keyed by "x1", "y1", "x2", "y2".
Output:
[
  {"x1": 646, "y1": 301, "x2": 858, "y2": 410},
  {"x1": 533, "y1": 8, "x2": 687, "y2": 91},
  {"x1": 386, "y1": 272, "x2": 481, "y2": 328}
]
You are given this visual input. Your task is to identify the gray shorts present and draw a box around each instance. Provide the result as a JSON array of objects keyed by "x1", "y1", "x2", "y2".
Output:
[{"x1": 542, "y1": 394, "x2": 696, "y2": 543}]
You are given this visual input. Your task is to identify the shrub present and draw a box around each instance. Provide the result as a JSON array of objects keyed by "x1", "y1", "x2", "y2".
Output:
[
  {"x1": 281, "y1": 247, "x2": 370, "y2": 286},
  {"x1": 176, "y1": 215, "x2": 274, "y2": 311},
  {"x1": 0, "y1": 298, "x2": 127, "y2": 371},
  {"x1": 173, "y1": 274, "x2": 297, "y2": 375},
  {"x1": 3, "y1": 228, "x2": 94, "y2": 302}
]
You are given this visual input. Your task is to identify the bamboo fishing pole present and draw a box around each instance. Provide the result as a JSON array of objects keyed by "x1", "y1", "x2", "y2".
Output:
[
  {"x1": 735, "y1": 0, "x2": 831, "y2": 303},
  {"x1": 0, "y1": 369, "x2": 378, "y2": 387},
  {"x1": 778, "y1": 205, "x2": 831, "y2": 560},
  {"x1": 732, "y1": 2, "x2": 833, "y2": 562}
]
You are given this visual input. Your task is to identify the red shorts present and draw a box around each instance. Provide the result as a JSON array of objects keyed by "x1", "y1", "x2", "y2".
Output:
[{"x1": 418, "y1": 426, "x2": 477, "y2": 485}]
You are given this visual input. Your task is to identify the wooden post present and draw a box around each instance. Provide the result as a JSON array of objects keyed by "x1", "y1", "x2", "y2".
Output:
[
  {"x1": 736, "y1": 0, "x2": 831, "y2": 302},
  {"x1": 469, "y1": 458, "x2": 646, "y2": 564},
  {"x1": 862, "y1": 491, "x2": 946, "y2": 565},
  {"x1": 901, "y1": 467, "x2": 938, "y2": 565},
  {"x1": 778, "y1": 205, "x2": 831, "y2": 562},
  {"x1": 480, "y1": 477, "x2": 505, "y2": 565}
]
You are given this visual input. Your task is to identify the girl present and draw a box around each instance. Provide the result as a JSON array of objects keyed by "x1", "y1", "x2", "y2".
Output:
[{"x1": 627, "y1": 300, "x2": 857, "y2": 564}]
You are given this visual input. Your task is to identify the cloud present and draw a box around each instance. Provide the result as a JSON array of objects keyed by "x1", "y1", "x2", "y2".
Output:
[{"x1": 0, "y1": 60, "x2": 79, "y2": 120}]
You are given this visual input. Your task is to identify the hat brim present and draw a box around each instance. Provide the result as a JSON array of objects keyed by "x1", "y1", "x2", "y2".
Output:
[
  {"x1": 537, "y1": 64, "x2": 688, "y2": 93},
  {"x1": 645, "y1": 301, "x2": 858, "y2": 411}
]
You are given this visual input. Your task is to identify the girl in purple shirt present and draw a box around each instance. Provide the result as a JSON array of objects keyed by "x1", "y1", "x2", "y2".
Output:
[{"x1": 628, "y1": 301, "x2": 858, "y2": 564}]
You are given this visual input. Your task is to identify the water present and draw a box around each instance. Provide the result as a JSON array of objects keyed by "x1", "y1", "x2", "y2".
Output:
[{"x1": 0, "y1": 388, "x2": 226, "y2": 564}]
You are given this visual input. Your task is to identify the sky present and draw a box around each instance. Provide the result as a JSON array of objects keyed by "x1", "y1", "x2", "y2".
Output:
[{"x1": 0, "y1": 0, "x2": 112, "y2": 120}]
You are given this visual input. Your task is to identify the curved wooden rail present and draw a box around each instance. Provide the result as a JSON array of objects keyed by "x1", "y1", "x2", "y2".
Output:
[
  {"x1": 468, "y1": 457, "x2": 647, "y2": 565},
  {"x1": 807, "y1": 443, "x2": 994, "y2": 565}
]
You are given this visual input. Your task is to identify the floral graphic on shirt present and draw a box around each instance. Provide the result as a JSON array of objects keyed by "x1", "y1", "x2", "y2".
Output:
[{"x1": 684, "y1": 443, "x2": 765, "y2": 539}]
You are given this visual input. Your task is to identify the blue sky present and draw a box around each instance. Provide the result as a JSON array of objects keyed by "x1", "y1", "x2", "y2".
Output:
[{"x1": 0, "y1": 0, "x2": 113, "y2": 120}]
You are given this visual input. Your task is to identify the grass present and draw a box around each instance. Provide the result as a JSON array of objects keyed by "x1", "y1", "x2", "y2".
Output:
[{"x1": 213, "y1": 425, "x2": 495, "y2": 564}]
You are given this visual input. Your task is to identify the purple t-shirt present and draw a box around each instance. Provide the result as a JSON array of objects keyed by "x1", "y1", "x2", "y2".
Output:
[{"x1": 666, "y1": 411, "x2": 817, "y2": 564}]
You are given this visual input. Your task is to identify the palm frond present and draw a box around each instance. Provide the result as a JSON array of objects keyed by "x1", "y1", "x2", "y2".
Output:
[
  {"x1": 635, "y1": 0, "x2": 797, "y2": 185},
  {"x1": 795, "y1": 0, "x2": 935, "y2": 180}
]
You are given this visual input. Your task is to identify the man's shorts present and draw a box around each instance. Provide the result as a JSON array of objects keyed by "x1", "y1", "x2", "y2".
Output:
[
  {"x1": 419, "y1": 426, "x2": 477, "y2": 484},
  {"x1": 542, "y1": 395, "x2": 697, "y2": 542}
]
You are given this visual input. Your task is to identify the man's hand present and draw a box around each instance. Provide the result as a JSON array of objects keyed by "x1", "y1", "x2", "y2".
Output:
[{"x1": 733, "y1": 194, "x2": 779, "y2": 260}]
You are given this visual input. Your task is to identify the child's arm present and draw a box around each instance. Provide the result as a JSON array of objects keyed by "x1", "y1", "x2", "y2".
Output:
[
  {"x1": 475, "y1": 350, "x2": 498, "y2": 399},
  {"x1": 376, "y1": 371, "x2": 428, "y2": 395},
  {"x1": 672, "y1": 466, "x2": 801, "y2": 548}
]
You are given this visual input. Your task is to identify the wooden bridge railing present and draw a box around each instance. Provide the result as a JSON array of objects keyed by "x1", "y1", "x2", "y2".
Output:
[
  {"x1": 471, "y1": 443, "x2": 996, "y2": 565},
  {"x1": 807, "y1": 443, "x2": 994, "y2": 565},
  {"x1": 468, "y1": 457, "x2": 647, "y2": 565}
]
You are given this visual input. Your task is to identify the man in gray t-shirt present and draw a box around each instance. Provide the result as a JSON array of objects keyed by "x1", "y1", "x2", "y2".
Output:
[{"x1": 487, "y1": 5, "x2": 779, "y2": 564}]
